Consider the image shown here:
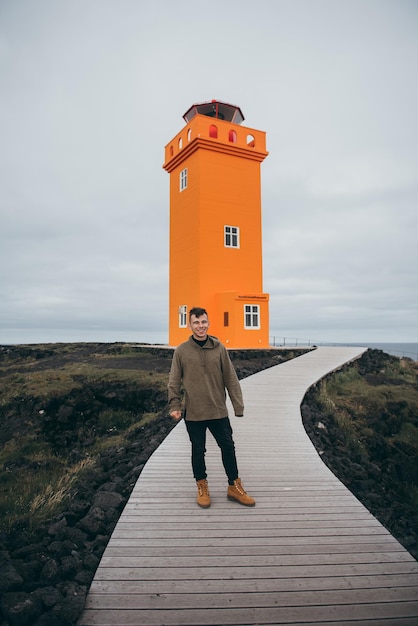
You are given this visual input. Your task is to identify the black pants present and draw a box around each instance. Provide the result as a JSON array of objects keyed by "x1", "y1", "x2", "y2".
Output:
[{"x1": 185, "y1": 417, "x2": 239, "y2": 484}]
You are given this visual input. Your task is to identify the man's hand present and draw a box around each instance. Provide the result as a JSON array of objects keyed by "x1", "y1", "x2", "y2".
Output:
[{"x1": 170, "y1": 411, "x2": 182, "y2": 420}]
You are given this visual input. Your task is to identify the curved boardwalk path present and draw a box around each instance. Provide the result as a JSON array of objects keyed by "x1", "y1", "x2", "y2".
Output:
[{"x1": 79, "y1": 347, "x2": 418, "y2": 625}]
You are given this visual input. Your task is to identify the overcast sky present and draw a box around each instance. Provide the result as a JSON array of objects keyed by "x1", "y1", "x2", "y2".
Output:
[{"x1": 1, "y1": 0, "x2": 417, "y2": 345}]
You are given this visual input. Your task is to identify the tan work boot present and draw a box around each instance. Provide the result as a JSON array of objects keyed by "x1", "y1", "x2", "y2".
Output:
[
  {"x1": 196, "y1": 479, "x2": 211, "y2": 508},
  {"x1": 227, "y1": 478, "x2": 255, "y2": 506}
]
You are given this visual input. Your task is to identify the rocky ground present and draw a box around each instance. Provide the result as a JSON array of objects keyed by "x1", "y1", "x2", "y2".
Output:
[
  {"x1": 0, "y1": 345, "x2": 416, "y2": 626},
  {"x1": 0, "y1": 344, "x2": 305, "y2": 626},
  {"x1": 1, "y1": 413, "x2": 175, "y2": 626},
  {"x1": 302, "y1": 348, "x2": 418, "y2": 561}
]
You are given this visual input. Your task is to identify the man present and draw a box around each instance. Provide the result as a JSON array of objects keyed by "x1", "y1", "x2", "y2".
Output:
[{"x1": 168, "y1": 306, "x2": 255, "y2": 508}]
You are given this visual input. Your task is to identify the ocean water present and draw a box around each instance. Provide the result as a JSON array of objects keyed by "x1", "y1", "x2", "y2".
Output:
[
  {"x1": 270, "y1": 336, "x2": 418, "y2": 361},
  {"x1": 348, "y1": 343, "x2": 418, "y2": 361},
  {"x1": 310, "y1": 342, "x2": 417, "y2": 361}
]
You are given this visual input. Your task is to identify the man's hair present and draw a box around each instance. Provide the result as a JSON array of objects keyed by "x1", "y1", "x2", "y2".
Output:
[{"x1": 189, "y1": 307, "x2": 208, "y2": 321}]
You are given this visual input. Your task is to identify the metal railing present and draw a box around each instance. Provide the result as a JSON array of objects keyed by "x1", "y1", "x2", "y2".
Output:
[{"x1": 269, "y1": 337, "x2": 418, "y2": 361}]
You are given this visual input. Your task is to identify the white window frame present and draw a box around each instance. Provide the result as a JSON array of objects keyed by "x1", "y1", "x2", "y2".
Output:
[
  {"x1": 224, "y1": 225, "x2": 240, "y2": 248},
  {"x1": 180, "y1": 168, "x2": 188, "y2": 191},
  {"x1": 179, "y1": 305, "x2": 187, "y2": 328},
  {"x1": 244, "y1": 304, "x2": 260, "y2": 329}
]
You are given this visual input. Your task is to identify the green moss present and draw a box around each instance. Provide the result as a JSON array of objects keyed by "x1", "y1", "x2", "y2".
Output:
[
  {"x1": 0, "y1": 343, "x2": 174, "y2": 530},
  {"x1": 395, "y1": 422, "x2": 418, "y2": 448}
]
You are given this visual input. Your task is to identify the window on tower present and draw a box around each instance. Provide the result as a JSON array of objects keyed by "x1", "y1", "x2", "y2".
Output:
[
  {"x1": 209, "y1": 125, "x2": 218, "y2": 138},
  {"x1": 179, "y1": 305, "x2": 187, "y2": 328},
  {"x1": 228, "y1": 130, "x2": 237, "y2": 143},
  {"x1": 224, "y1": 225, "x2": 240, "y2": 248},
  {"x1": 244, "y1": 305, "x2": 260, "y2": 329},
  {"x1": 180, "y1": 168, "x2": 188, "y2": 191}
]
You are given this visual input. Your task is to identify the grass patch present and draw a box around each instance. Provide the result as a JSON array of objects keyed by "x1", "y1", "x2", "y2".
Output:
[
  {"x1": 0, "y1": 364, "x2": 168, "y2": 406},
  {"x1": 395, "y1": 422, "x2": 418, "y2": 447},
  {"x1": 1, "y1": 455, "x2": 95, "y2": 531},
  {"x1": 303, "y1": 350, "x2": 418, "y2": 558},
  {"x1": 0, "y1": 342, "x2": 301, "y2": 535},
  {"x1": 0, "y1": 343, "x2": 175, "y2": 532}
]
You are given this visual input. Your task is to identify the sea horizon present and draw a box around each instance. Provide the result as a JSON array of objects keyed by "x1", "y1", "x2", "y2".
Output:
[
  {"x1": 2, "y1": 334, "x2": 417, "y2": 362},
  {"x1": 340, "y1": 342, "x2": 418, "y2": 361},
  {"x1": 271, "y1": 340, "x2": 418, "y2": 361}
]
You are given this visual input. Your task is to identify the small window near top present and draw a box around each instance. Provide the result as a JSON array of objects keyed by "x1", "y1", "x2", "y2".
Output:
[
  {"x1": 224, "y1": 225, "x2": 240, "y2": 248},
  {"x1": 224, "y1": 312, "x2": 229, "y2": 327},
  {"x1": 244, "y1": 305, "x2": 260, "y2": 329},
  {"x1": 187, "y1": 129, "x2": 192, "y2": 141},
  {"x1": 180, "y1": 168, "x2": 188, "y2": 191},
  {"x1": 179, "y1": 305, "x2": 187, "y2": 328},
  {"x1": 178, "y1": 137, "x2": 183, "y2": 149},
  {"x1": 209, "y1": 124, "x2": 218, "y2": 138},
  {"x1": 246, "y1": 134, "x2": 255, "y2": 147},
  {"x1": 170, "y1": 145, "x2": 174, "y2": 156},
  {"x1": 228, "y1": 130, "x2": 237, "y2": 143}
]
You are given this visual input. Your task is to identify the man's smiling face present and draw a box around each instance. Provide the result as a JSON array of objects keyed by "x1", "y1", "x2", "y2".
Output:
[{"x1": 189, "y1": 313, "x2": 209, "y2": 340}]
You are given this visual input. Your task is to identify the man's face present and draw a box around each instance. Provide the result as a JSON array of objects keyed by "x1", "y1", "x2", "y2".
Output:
[{"x1": 189, "y1": 314, "x2": 209, "y2": 340}]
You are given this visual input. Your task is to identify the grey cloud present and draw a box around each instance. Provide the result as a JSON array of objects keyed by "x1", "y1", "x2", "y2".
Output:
[{"x1": 1, "y1": 0, "x2": 417, "y2": 344}]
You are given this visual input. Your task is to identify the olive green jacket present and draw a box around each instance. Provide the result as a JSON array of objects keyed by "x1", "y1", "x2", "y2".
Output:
[{"x1": 168, "y1": 335, "x2": 244, "y2": 421}]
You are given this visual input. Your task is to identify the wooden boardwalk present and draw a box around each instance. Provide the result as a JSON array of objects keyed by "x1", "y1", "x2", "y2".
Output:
[{"x1": 78, "y1": 347, "x2": 418, "y2": 626}]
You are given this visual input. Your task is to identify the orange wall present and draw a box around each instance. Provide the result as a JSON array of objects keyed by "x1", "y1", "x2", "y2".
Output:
[{"x1": 164, "y1": 114, "x2": 269, "y2": 347}]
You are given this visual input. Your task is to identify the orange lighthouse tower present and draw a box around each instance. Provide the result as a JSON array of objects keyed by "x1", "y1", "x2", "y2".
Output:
[{"x1": 163, "y1": 100, "x2": 269, "y2": 348}]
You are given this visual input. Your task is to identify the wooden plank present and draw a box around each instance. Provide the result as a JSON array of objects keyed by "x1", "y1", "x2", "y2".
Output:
[
  {"x1": 109, "y1": 527, "x2": 392, "y2": 539},
  {"x1": 89, "y1": 573, "x2": 418, "y2": 595},
  {"x1": 106, "y1": 539, "x2": 403, "y2": 557},
  {"x1": 93, "y1": 562, "x2": 418, "y2": 581},
  {"x1": 77, "y1": 347, "x2": 418, "y2": 626},
  {"x1": 85, "y1": 586, "x2": 418, "y2": 609},
  {"x1": 99, "y1": 552, "x2": 414, "y2": 568},
  {"x1": 115, "y1": 518, "x2": 386, "y2": 529},
  {"x1": 106, "y1": 537, "x2": 404, "y2": 551},
  {"x1": 78, "y1": 602, "x2": 418, "y2": 626}
]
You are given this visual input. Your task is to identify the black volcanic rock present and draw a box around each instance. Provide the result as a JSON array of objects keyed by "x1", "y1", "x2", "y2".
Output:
[{"x1": 1, "y1": 343, "x2": 416, "y2": 625}]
